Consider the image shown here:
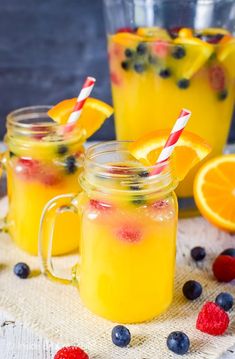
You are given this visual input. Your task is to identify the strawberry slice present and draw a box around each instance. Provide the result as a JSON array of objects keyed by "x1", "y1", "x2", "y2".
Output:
[
  {"x1": 89, "y1": 199, "x2": 112, "y2": 211},
  {"x1": 152, "y1": 40, "x2": 170, "y2": 58},
  {"x1": 15, "y1": 158, "x2": 40, "y2": 179}
]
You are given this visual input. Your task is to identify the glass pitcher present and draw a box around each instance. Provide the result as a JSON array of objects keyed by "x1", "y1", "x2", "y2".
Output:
[{"x1": 103, "y1": 0, "x2": 235, "y2": 215}]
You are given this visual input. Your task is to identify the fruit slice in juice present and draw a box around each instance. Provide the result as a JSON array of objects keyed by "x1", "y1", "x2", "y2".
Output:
[
  {"x1": 194, "y1": 154, "x2": 235, "y2": 232},
  {"x1": 129, "y1": 130, "x2": 212, "y2": 181},
  {"x1": 48, "y1": 98, "x2": 113, "y2": 139}
]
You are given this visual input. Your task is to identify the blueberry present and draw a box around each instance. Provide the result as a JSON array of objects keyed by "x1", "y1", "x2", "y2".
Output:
[
  {"x1": 172, "y1": 46, "x2": 186, "y2": 59},
  {"x1": 134, "y1": 63, "x2": 146, "y2": 73},
  {"x1": 9, "y1": 151, "x2": 15, "y2": 158},
  {"x1": 131, "y1": 195, "x2": 146, "y2": 206},
  {"x1": 178, "y1": 79, "x2": 190, "y2": 89},
  {"x1": 191, "y1": 246, "x2": 206, "y2": 261},
  {"x1": 130, "y1": 184, "x2": 140, "y2": 191},
  {"x1": 167, "y1": 331, "x2": 190, "y2": 355},
  {"x1": 182, "y1": 280, "x2": 202, "y2": 300},
  {"x1": 14, "y1": 262, "x2": 30, "y2": 279},
  {"x1": 57, "y1": 145, "x2": 68, "y2": 156},
  {"x1": 138, "y1": 170, "x2": 149, "y2": 177},
  {"x1": 215, "y1": 292, "x2": 234, "y2": 311},
  {"x1": 220, "y1": 248, "x2": 235, "y2": 257},
  {"x1": 121, "y1": 61, "x2": 130, "y2": 71},
  {"x1": 124, "y1": 48, "x2": 134, "y2": 58},
  {"x1": 218, "y1": 89, "x2": 228, "y2": 101},
  {"x1": 111, "y1": 325, "x2": 131, "y2": 347},
  {"x1": 136, "y1": 43, "x2": 147, "y2": 55},
  {"x1": 159, "y1": 68, "x2": 171, "y2": 79},
  {"x1": 65, "y1": 155, "x2": 77, "y2": 174}
]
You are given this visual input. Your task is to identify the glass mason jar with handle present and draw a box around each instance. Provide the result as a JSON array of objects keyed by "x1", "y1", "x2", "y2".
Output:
[
  {"x1": 39, "y1": 141, "x2": 178, "y2": 323},
  {"x1": 103, "y1": 0, "x2": 235, "y2": 215},
  {"x1": 0, "y1": 106, "x2": 84, "y2": 255}
]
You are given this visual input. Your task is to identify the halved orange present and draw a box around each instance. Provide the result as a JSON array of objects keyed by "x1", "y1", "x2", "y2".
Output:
[
  {"x1": 129, "y1": 129, "x2": 211, "y2": 181},
  {"x1": 48, "y1": 97, "x2": 113, "y2": 139},
  {"x1": 194, "y1": 155, "x2": 235, "y2": 232}
]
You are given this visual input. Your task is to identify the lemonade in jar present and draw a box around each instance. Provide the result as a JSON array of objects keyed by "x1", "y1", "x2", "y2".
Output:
[
  {"x1": 103, "y1": 0, "x2": 235, "y2": 213},
  {"x1": 2, "y1": 96, "x2": 113, "y2": 255}
]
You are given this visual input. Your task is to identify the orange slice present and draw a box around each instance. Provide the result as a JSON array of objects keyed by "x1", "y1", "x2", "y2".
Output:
[
  {"x1": 129, "y1": 129, "x2": 211, "y2": 181},
  {"x1": 194, "y1": 155, "x2": 235, "y2": 232},
  {"x1": 48, "y1": 97, "x2": 113, "y2": 139}
]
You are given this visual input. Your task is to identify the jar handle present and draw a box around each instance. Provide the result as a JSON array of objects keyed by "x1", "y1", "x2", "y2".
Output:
[{"x1": 38, "y1": 193, "x2": 80, "y2": 284}]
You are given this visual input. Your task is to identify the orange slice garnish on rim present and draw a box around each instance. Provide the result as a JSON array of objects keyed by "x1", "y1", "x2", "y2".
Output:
[
  {"x1": 194, "y1": 155, "x2": 235, "y2": 232},
  {"x1": 129, "y1": 129, "x2": 212, "y2": 181},
  {"x1": 48, "y1": 97, "x2": 113, "y2": 139}
]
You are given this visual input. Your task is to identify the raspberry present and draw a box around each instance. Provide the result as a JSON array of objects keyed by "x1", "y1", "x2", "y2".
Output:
[
  {"x1": 116, "y1": 27, "x2": 134, "y2": 34},
  {"x1": 116, "y1": 224, "x2": 142, "y2": 243},
  {"x1": 54, "y1": 346, "x2": 89, "y2": 359},
  {"x1": 196, "y1": 302, "x2": 229, "y2": 335},
  {"x1": 89, "y1": 199, "x2": 111, "y2": 211},
  {"x1": 209, "y1": 65, "x2": 225, "y2": 91},
  {"x1": 212, "y1": 255, "x2": 235, "y2": 282}
]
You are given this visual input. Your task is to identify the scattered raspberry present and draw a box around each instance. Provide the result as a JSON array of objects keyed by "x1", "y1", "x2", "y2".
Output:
[
  {"x1": 54, "y1": 346, "x2": 89, "y2": 359},
  {"x1": 116, "y1": 224, "x2": 142, "y2": 243},
  {"x1": 209, "y1": 65, "x2": 225, "y2": 91},
  {"x1": 212, "y1": 255, "x2": 235, "y2": 282},
  {"x1": 196, "y1": 302, "x2": 229, "y2": 335}
]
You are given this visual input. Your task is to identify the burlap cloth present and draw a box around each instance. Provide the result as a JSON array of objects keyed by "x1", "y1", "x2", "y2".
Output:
[{"x1": 0, "y1": 197, "x2": 234, "y2": 358}]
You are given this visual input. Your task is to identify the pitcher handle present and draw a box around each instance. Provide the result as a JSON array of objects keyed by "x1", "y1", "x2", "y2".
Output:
[{"x1": 38, "y1": 193, "x2": 79, "y2": 284}]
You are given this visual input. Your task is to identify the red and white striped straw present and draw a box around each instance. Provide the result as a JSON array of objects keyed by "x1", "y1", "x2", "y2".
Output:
[
  {"x1": 151, "y1": 109, "x2": 192, "y2": 175},
  {"x1": 67, "y1": 76, "x2": 96, "y2": 124}
]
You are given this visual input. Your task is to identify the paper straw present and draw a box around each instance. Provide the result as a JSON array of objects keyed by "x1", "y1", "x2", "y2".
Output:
[
  {"x1": 67, "y1": 76, "x2": 96, "y2": 124},
  {"x1": 151, "y1": 109, "x2": 192, "y2": 175}
]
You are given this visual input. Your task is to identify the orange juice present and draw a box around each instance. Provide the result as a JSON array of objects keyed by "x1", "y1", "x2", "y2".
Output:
[{"x1": 108, "y1": 28, "x2": 235, "y2": 199}]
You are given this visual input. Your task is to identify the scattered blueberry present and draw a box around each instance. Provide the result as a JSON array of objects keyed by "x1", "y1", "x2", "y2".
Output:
[
  {"x1": 172, "y1": 45, "x2": 186, "y2": 59},
  {"x1": 218, "y1": 89, "x2": 228, "y2": 101},
  {"x1": 57, "y1": 145, "x2": 68, "y2": 156},
  {"x1": 167, "y1": 331, "x2": 190, "y2": 355},
  {"x1": 134, "y1": 63, "x2": 146, "y2": 73},
  {"x1": 121, "y1": 61, "x2": 130, "y2": 71},
  {"x1": 215, "y1": 292, "x2": 234, "y2": 311},
  {"x1": 178, "y1": 78, "x2": 190, "y2": 89},
  {"x1": 14, "y1": 262, "x2": 30, "y2": 279},
  {"x1": 136, "y1": 43, "x2": 147, "y2": 55},
  {"x1": 182, "y1": 280, "x2": 202, "y2": 300},
  {"x1": 138, "y1": 170, "x2": 149, "y2": 178},
  {"x1": 159, "y1": 68, "x2": 171, "y2": 79},
  {"x1": 65, "y1": 155, "x2": 77, "y2": 174},
  {"x1": 220, "y1": 248, "x2": 235, "y2": 257},
  {"x1": 191, "y1": 246, "x2": 206, "y2": 261},
  {"x1": 9, "y1": 151, "x2": 15, "y2": 158},
  {"x1": 124, "y1": 48, "x2": 134, "y2": 58},
  {"x1": 111, "y1": 325, "x2": 131, "y2": 347}
]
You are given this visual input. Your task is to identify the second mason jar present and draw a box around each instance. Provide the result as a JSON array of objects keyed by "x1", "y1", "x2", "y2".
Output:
[
  {"x1": 39, "y1": 141, "x2": 178, "y2": 323},
  {"x1": 2, "y1": 106, "x2": 84, "y2": 255}
]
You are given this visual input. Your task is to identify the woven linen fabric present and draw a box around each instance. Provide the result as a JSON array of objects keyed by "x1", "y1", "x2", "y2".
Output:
[{"x1": 0, "y1": 197, "x2": 234, "y2": 359}]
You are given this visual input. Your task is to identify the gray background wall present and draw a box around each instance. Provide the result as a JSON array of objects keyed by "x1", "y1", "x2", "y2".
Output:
[{"x1": 0, "y1": 0, "x2": 234, "y2": 141}]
